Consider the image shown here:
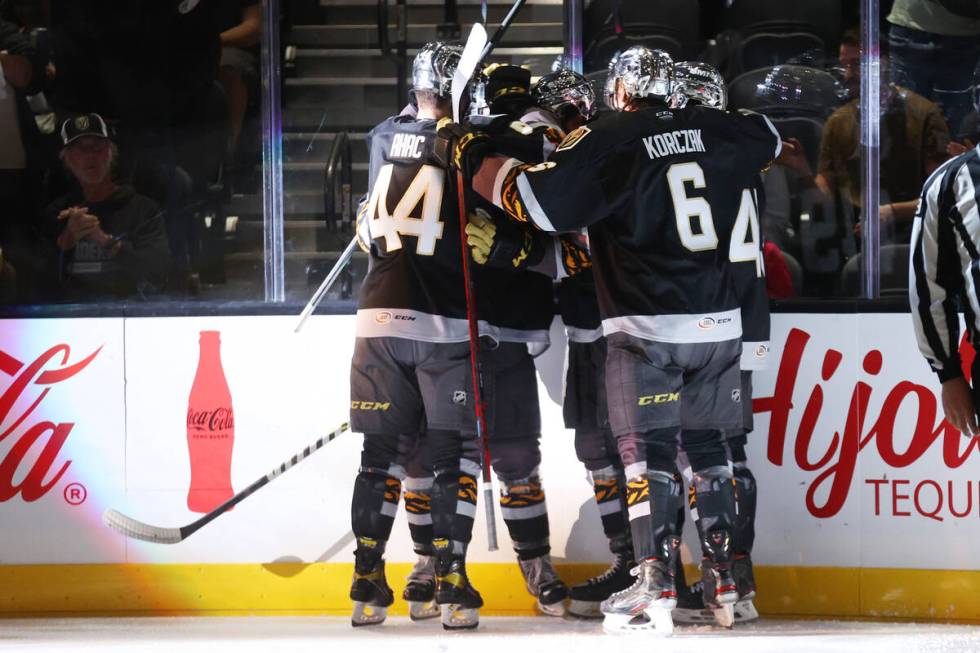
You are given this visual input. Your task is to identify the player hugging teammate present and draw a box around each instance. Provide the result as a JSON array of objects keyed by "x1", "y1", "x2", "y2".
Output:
[{"x1": 348, "y1": 39, "x2": 780, "y2": 634}]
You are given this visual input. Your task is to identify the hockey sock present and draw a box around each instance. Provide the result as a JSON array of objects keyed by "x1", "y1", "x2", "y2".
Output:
[
  {"x1": 733, "y1": 463, "x2": 757, "y2": 554},
  {"x1": 589, "y1": 465, "x2": 630, "y2": 540},
  {"x1": 404, "y1": 475, "x2": 435, "y2": 555},
  {"x1": 626, "y1": 469, "x2": 681, "y2": 562},
  {"x1": 690, "y1": 464, "x2": 736, "y2": 564},
  {"x1": 499, "y1": 474, "x2": 551, "y2": 560},
  {"x1": 351, "y1": 470, "x2": 401, "y2": 546},
  {"x1": 430, "y1": 460, "x2": 480, "y2": 555}
]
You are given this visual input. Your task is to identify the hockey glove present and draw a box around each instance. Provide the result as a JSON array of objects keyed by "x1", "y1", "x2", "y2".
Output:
[
  {"x1": 435, "y1": 118, "x2": 491, "y2": 172},
  {"x1": 465, "y1": 208, "x2": 545, "y2": 269}
]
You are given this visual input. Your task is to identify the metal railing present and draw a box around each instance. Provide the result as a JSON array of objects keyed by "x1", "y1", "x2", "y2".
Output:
[
  {"x1": 378, "y1": 0, "x2": 409, "y2": 111},
  {"x1": 323, "y1": 131, "x2": 353, "y2": 234}
]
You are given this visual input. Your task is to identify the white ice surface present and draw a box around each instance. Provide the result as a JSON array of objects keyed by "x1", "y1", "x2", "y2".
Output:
[{"x1": 2, "y1": 617, "x2": 980, "y2": 653}]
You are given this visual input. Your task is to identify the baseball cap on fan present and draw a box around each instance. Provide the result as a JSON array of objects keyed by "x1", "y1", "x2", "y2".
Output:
[{"x1": 60, "y1": 113, "x2": 109, "y2": 148}]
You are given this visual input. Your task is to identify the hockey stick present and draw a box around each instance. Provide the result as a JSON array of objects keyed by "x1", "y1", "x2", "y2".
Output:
[
  {"x1": 102, "y1": 422, "x2": 350, "y2": 544},
  {"x1": 294, "y1": 236, "x2": 359, "y2": 333},
  {"x1": 451, "y1": 22, "x2": 498, "y2": 552}
]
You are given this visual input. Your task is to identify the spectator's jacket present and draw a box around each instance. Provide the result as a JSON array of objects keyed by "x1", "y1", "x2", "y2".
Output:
[
  {"x1": 0, "y1": 18, "x2": 46, "y2": 169},
  {"x1": 43, "y1": 185, "x2": 171, "y2": 299}
]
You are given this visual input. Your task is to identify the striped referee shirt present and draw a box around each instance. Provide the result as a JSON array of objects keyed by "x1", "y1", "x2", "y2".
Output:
[{"x1": 910, "y1": 146, "x2": 980, "y2": 381}]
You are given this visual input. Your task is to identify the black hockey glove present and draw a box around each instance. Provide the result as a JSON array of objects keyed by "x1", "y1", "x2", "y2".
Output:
[
  {"x1": 465, "y1": 208, "x2": 545, "y2": 269},
  {"x1": 434, "y1": 118, "x2": 491, "y2": 173}
]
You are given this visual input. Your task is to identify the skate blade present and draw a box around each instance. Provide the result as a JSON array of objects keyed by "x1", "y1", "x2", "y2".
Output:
[
  {"x1": 537, "y1": 598, "x2": 568, "y2": 618},
  {"x1": 602, "y1": 607, "x2": 673, "y2": 636},
  {"x1": 440, "y1": 604, "x2": 479, "y2": 630},
  {"x1": 713, "y1": 603, "x2": 735, "y2": 629},
  {"x1": 351, "y1": 602, "x2": 388, "y2": 627},
  {"x1": 568, "y1": 599, "x2": 603, "y2": 619},
  {"x1": 734, "y1": 599, "x2": 759, "y2": 622},
  {"x1": 672, "y1": 606, "x2": 721, "y2": 625},
  {"x1": 408, "y1": 599, "x2": 440, "y2": 621}
]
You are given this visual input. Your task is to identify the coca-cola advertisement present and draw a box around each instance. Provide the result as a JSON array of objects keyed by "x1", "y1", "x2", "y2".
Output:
[
  {"x1": 186, "y1": 331, "x2": 235, "y2": 513},
  {"x1": 0, "y1": 319, "x2": 126, "y2": 563}
]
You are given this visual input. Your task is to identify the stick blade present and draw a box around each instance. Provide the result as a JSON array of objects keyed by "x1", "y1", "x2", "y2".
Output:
[
  {"x1": 102, "y1": 508, "x2": 183, "y2": 544},
  {"x1": 452, "y1": 22, "x2": 488, "y2": 122}
]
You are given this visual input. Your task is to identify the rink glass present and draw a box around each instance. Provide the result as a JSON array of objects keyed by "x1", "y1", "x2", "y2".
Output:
[{"x1": 1, "y1": 0, "x2": 955, "y2": 315}]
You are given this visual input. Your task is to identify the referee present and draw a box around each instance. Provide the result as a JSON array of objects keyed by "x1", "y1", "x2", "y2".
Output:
[{"x1": 910, "y1": 144, "x2": 980, "y2": 436}]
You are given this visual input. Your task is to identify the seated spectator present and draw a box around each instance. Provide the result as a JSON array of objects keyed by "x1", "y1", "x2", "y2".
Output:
[
  {"x1": 216, "y1": 0, "x2": 261, "y2": 171},
  {"x1": 887, "y1": 0, "x2": 980, "y2": 136},
  {"x1": 0, "y1": 15, "x2": 45, "y2": 302},
  {"x1": 779, "y1": 30, "x2": 949, "y2": 244},
  {"x1": 41, "y1": 114, "x2": 171, "y2": 301}
]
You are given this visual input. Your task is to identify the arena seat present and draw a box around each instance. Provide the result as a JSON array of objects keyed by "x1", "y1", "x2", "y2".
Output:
[{"x1": 737, "y1": 32, "x2": 825, "y2": 75}]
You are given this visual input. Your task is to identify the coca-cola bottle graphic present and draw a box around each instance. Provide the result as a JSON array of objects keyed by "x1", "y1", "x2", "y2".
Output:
[{"x1": 186, "y1": 330, "x2": 235, "y2": 513}]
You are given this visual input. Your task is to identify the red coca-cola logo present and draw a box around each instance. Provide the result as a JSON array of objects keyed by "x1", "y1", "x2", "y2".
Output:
[
  {"x1": 0, "y1": 344, "x2": 101, "y2": 502},
  {"x1": 186, "y1": 407, "x2": 234, "y2": 432},
  {"x1": 756, "y1": 328, "x2": 980, "y2": 519}
]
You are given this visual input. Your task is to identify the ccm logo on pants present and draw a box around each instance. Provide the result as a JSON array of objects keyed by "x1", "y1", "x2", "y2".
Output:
[
  {"x1": 638, "y1": 393, "x2": 679, "y2": 406},
  {"x1": 351, "y1": 401, "x2": 391, "y2": 410}
]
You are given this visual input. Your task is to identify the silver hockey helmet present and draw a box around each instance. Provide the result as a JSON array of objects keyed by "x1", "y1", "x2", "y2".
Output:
[
  {"x1": 533, "y1": 69, "x2": 598, "y2": 121},
  {"x1": 603, "y1": 46, "x2": 674, "y2": 111},
  {"x1": 669, "y1": 61, "x2": 727, "y2": 110},
  {"x1": 412, "y1": 42, "x2": 464, "y2": 98}
]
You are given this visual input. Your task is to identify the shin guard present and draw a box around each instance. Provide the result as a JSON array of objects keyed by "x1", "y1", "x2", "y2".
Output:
[
  {"x1": 351, "y1": 471, "x2": 402, "y2": 545},
  {"x1": 499, "y1": 473, "x2": 551, "y2": 560}
]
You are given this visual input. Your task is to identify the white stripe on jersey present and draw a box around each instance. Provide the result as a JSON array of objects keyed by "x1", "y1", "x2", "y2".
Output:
[
  {"x1": 602, "y1": 309, "x2": 742, "y2": 344},
  {"x1": 516, "y1": 171, "x2": 559, "y2": 232},
  {"x1": 355, "y1": 308, "x2": 550, "y2": 344}
]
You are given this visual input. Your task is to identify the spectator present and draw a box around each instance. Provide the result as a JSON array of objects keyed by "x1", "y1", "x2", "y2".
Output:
[
  {"x1": 0, "y1": 15, "x2": 45, "y2": 302},
  {"x1": 42, "y1": 113, "x2": 171, "y2": 300},
  {"x1": 779, "y1": 31, "x2": 949, "y2": 244},
  {"x1": 216, "y1": 0, "x2": 261, "y2": 172},
  {"x1": 887, "y1": 0, "x2": 980, "y2": 135},
  {"x1": 948, "y1": 61, "x2": 980, "y2": 157}
]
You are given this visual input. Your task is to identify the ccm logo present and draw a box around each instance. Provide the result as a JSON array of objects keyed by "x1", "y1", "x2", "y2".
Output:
[
  {"x1": 698, "y1": 316, "x2": 733, "y2": 330},
  {"x1": 375, "y1": 312, "x2": 417, "y2": 324},
  {"x1": 351, "y1": 401, "x2": 391, "y2": 411},
  {"x1": 638, "y1": 392, "x2": 679, "y2": 405}
]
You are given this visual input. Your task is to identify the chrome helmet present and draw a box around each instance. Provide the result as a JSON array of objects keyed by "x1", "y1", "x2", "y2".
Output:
[
  {"x1": 603, "y1": 46, "x2": 673, "y2": 111},
  {"x1": 669, "y1": 61, "x2": 727, "y2": 110},
  {"x1": 533, "y1": 68, "x2": 598, "y2": 121},
  {"x1": 412, "y1": 42, "x2": 464, "y2": 98}
]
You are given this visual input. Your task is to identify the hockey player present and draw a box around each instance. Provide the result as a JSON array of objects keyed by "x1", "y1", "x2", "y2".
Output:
[
  {"x1": 664, "y1": 61, "x2": 770, "y2": 627},
  {"x1": 389, "y1": 64, "x2": 571, "y2": 619},
  {"x1": 348, "y1": 42, "x2": 484, "y2": 631},
  {"x1": 530, "y1": 69, "x2": 637, "y2": 619},
  {"x1": 451, "y1": 45, "x2": 782, "y2": 633}
]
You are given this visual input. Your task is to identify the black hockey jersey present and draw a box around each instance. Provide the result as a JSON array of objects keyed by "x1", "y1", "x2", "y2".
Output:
[
  {"x1": 468, "y1": 107, "x2": 568, "y2": 347},
  {"x1": 483, "y1": 104, "x2": 781, "y2": 344},
  {"x1": 355, "y1": 115, "x2": 473, "y2": 341},
  {"x1": 729, "y1": 180, "x2": 771, "y2": 370}
]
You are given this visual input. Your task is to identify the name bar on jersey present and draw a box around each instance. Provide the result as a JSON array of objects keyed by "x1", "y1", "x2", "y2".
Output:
[
  {"x1": 389, "y1": 133, "x2": 426, "y2": 159},
  {"x1": 642, "y1": 129, "x2": 706, "y2": 160}
]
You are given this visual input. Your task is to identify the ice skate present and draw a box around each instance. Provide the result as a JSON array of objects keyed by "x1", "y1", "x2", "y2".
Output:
[
  {"x1": 732, "y1": 554, "x2": 759, "y2": 622},
  {"x1": 518, "y1": 554, "x2": 569, "y2": 617},
  {"x1": 600, "y1": 558, "x2": 676, "y2": 635},
  {"x1": 435, "y1": 556, "x2": 483, "y2": 630},
  {"x1": 699, "y1": 562, "x2": 738, "y2": 628},
  {"x1": 403, "y1": 555, "x2": 439, "y2": 621},
  {"x1": 349, "y1": 553, "x2": 394, "y2": 627},
  {"x1": 673, "y1": 579, "x2": 759, "y2": 625},
  {"x1": 569, "y1": 549, "x2": 635, "y2": 618}
]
